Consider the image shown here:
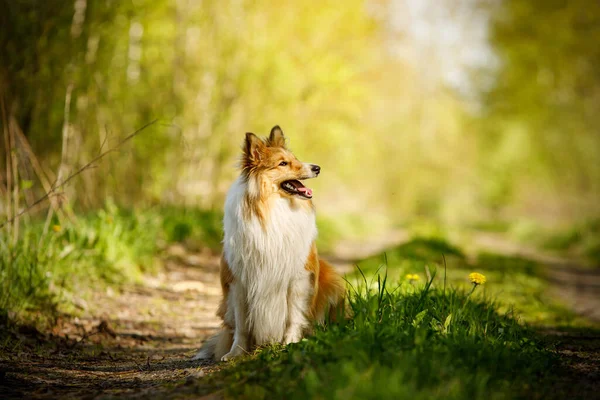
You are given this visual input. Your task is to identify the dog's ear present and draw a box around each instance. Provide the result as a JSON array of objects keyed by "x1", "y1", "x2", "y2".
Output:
[
  {"x1": 244, "y1": 132, "x2": 266, "y2": 164},
  {"x1": 267, "y1": 125, "x2": 286, "y2": 148}
]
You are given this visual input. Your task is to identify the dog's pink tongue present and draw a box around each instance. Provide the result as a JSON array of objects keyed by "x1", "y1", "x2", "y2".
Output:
[{"x1": 297, "y1": 187, "x2": 313, "y2": 196}]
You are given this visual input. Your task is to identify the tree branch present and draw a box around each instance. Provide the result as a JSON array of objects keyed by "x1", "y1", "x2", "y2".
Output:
[{"x1": 0, "y1": 119, "x2": 158, "y2": 229}]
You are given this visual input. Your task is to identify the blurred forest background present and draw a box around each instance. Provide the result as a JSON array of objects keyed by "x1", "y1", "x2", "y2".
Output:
[
  {"x1": 2, "y1": 2, "x2": 600, "y2": 396},
  {"x1": 1, "y1": 0, "x2": 599, "y2": 254}
]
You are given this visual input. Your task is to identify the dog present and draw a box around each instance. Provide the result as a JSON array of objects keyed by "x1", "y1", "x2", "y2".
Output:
[{"x1": 193, "y1": 125, "x2": 345, "y2": 361}]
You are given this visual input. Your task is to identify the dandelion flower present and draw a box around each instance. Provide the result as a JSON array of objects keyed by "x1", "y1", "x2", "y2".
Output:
[
  {"x1": 405, "y1": 274, "x2": 420, "y2": 282},
  {"x1": 52, "y1": 225, "x2": 62, "y2": 232},
  {"x1": 469, "y1": 272, "x2": 486, "y2": 285}
]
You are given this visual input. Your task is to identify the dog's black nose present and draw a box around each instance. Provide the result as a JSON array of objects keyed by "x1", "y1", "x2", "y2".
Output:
[{"x1": 311, "y1": 164, "x2": 321, "y2": 175}]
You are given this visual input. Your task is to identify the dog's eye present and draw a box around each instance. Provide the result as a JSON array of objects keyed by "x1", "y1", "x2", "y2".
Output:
[{"x1": 279, "y1": 161, "x2": 288, "y2": 166}]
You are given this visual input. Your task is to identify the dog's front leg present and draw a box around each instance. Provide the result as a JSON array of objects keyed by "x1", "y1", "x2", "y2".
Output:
[
  {"x1": 283, "y1": 274, "x2": 311, "y2": 344},
  {"x1": 221, "y1": 282, "x2": 249, "y2": 361}
]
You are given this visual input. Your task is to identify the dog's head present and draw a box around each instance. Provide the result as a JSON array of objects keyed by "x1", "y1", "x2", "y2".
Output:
[{"x1": 241, "y1": 126, "x2": 320, "y2": 200}]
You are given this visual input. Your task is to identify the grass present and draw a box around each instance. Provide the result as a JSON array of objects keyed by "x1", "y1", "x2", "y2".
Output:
[
  {"x1": 180, "y1": 235, "x2": 594, "y2": 399},
  {"x1": 180, "y1": 236, "x2": 586, "y2": 399},
  {"x1": 160, "y1": 207, "x2": 224, "y2": 251},
  {"x1": 539, "y1": 219, "x2": 600, "y2": 265},
  {"x1": 193, "y1": 273, "x2": 556, "y2": 399},
  {"x1": 0, "y1": 203, "x2": 162, "y2": 325},
  {"x1": 351, "y1": 237, "x2": 585, "y2": 326}
]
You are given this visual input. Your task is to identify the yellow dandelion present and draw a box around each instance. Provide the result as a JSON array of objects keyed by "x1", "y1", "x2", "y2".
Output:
[
  {"x1": 52, "y1": 225, "x2": 62, "y2": 232},
  {"x1": 405, "y1": 273, "x2": 420, "y2": 282},
  {"x1": 469, "y1": 272, "x2": 486, "y2": 285}
]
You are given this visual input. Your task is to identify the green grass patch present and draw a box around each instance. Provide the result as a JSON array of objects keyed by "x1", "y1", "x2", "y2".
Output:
[
  {"x1": 159, "y1": 207, "x2": 223, "y2": 251},
  {"x1": 0, "y1": 204, "x2": 162, "y2": 326},
  {"x1": 196, "y1": 275, "x2": 556, "y2": 399},
  {"x1": 528, "y1": 218, "x2": 600, "y2": 265},
  {"x1": 0, "y1": 204, "x2": 234, "y2": 325},
  {"x1": 186, "y1": 236, "x2": 577, "y2": 399},
  {"x1": 350, "y1": 237, "x2": 584, "y2": 326}
]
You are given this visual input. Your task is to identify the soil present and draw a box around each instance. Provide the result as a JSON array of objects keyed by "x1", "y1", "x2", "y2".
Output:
[
  {"x1": 0, "y1": 246, "x2": 223, "y2": 399},
  {"x1": 1, "y1": 238, "x2": 599, "y2": 399}
]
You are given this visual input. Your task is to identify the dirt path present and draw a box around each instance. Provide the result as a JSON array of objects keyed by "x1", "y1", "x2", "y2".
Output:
[
  {"x1": 539, "y1": 264, "x2": 600, "y2": 399},
  {"x1": 0, "y1": 246, "x2": 224, "y2": 399}
]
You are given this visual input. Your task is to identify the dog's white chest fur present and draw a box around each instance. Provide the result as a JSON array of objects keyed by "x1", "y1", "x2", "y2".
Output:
[{"x1": 222, "y1": 177, "x2": 317, "y2": 344}]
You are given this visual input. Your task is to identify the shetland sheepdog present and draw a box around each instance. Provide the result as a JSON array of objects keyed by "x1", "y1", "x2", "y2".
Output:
[{"x1": 193, "y1": 126, "x2": 345, "y2": 361}]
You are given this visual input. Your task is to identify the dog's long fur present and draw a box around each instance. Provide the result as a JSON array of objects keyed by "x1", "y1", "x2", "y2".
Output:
[{"x1": 193, "y1": 126, "x2": 345, "y2": 361}]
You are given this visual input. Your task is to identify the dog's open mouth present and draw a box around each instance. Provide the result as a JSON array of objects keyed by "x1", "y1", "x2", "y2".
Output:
[{"x1": 281, "y1": 180, "x2": 313, "y2": 199}]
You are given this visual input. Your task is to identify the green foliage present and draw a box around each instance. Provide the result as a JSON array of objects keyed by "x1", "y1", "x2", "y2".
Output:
[
  {"x1": 540, "y1": 219, "x2": 600, "y2": 264},
  {"x1": 315, "y1": 214, "x2": 374, "y2": 254},
  {"x1": 389, "y1": 237, "x2": 465, "y2": 261},
  {"x1": 480, "y1": 0, "x2": 600, "y2": 220},
  {"x1": 355, "y1": 237, "x2": 466, "y2": 286},
  {"x1": 0, "y1": 205, "x2": 239, "y2": 324},
  {"x1": 352, "y1": 237, "x2": 582, "y2": 326},
  {"x1": 584, "y1": 240, "x2": 600, "y2": 265},
  {"x1": 0, "y1": 235, "x2": 56, "y2": 322},
  {"x1": 476, "y1": 253, "x2": 540, "y2": 277},
  {"x1": 2, "y1": 0, "x2": 599, "y2": 241},
  {"x1": 0, "y1": 206, "x2": 161, "y2": 325},
  {"x1": 511, "y1": 217, "x2": 600, "y2": 266},
  {"x1": 160, "y1": 207, "x2": 223, "y2": 251},
  {"x1": 199, "y1": 278, "x2": 555, "y2": 399},
  {"x1": 0, "y1": 0, "x2": 383, "y2": 211}
]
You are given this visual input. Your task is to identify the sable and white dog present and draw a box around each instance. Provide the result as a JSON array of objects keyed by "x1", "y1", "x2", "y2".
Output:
[{"x1": 194, "y1": 126, "x2": 345, "y2": 361}]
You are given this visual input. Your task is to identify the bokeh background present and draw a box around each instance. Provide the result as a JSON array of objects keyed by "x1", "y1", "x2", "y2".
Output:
[
  {"x1": 1, "y1": 0, "x2": 599, "y2": 258},
  {"x1": 1, "y1": 3, "x2": 600, "y2": 397}
]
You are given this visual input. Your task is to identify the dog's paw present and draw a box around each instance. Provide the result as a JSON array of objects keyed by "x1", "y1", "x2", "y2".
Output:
[
  {"x1": 191, "y1": 349, "x2": 211, "y2": 361},
  {"x1": 283, "y1": 329, "x2": 303, "y2": 345},
  {"x1": 221, "y1": 346, "x2": 245, "y2": 361}
]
